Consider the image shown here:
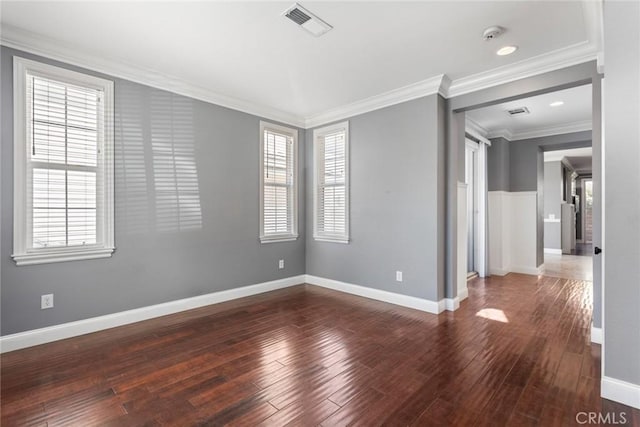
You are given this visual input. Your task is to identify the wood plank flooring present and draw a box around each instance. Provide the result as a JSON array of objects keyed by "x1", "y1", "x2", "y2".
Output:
[{"x1": 2, "y1": 275, "x2": 639, "y2": 426}]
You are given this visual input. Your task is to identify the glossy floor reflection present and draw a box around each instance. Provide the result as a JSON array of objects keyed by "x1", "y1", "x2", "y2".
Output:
[
  {"x1": 2, "y1": 277, "x2": 639, "y2": 426},
  {"x1": 542, "y1": 253, "x2": 593, "y2": 281}
]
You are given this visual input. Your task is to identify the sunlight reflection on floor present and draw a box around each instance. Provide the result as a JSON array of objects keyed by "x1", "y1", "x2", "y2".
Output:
[{"x1": 476, "y1": 308, "x2": 509, "y2": 323}]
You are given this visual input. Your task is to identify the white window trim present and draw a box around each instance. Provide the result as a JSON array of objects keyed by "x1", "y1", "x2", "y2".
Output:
[
  {"x1": 12, "y1": 57, "x2": 115, "y2": 266},
  {"x1": 259, "y1": 121, "x2": 298, "y2": 243},
  {"x1": 313, "y1": 121, "x2": 350, "y2": 244}
]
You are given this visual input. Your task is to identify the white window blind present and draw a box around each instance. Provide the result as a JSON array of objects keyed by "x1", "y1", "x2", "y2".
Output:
[
  {"x1": 314, "y1": 122, "x2": 349, "y2": 243},
  {"x1": 260, "y1": 122, "x2": 298, "y2": 242},
  {"x1": 13, "y1": 57, "x2": 115, "y2": 265},
  {"x1": 30, "y1": 76, "x2": 100, "y2": 248}
]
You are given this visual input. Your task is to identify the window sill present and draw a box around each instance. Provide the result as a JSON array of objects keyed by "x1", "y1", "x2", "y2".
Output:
[
  {"x1": 260, "y1": 235, "x2": 299, "y2": 244},
  {"x1": 313, "y1": 236, "x2": 350, "y2": 244},
  {"x1": 12, "y1": 247, "x2": 115, "y2": 266}
]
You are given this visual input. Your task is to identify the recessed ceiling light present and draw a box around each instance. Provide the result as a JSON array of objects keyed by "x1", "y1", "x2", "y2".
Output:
[
  {"x1": 550, "y1": 101, "x2": 564, "y2": 107},
  {"x1": 497, "y1": 45, "x2": 518, "y2": 56}
]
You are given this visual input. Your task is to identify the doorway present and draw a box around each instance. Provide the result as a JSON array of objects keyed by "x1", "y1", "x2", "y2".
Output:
[
  {"x1": 465, "y1": 140, "x2": 477, "y2": 275},
  {"x1": 464, "y1": 84, "x2": 594, "y2": 282},
  {"x1": 463, "y1": 135, "x2": 488, "y2": 280},
  {"x1": 541, "y1": 148, "x2": 593, "y2": 281}
]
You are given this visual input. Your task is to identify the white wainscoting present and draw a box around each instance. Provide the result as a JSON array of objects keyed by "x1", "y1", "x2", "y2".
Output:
[
  {"x1": 488, "y1": 191, "x2": 540, "y2": 276},
  {"x1": 488, "y1": 191, "x2": 511, "y2": 275}
]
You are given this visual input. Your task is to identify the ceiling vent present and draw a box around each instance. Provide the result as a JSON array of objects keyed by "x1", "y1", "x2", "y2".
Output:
[
  {"x1": 283, "y1": 3, "x2": 332, "y2": 37},
  {"x1": 507, "y1": 107, "x2": 530, "y2": 116}
]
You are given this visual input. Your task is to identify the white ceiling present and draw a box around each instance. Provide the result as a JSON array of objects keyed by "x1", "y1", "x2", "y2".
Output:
[
  {"x1": 0, "y1": 1, "x2": 597, "y2": 125},
  {"x1": 467, "y1": 84, "x2": 592, "y2": 140},
  {"x1": 545, "y1": 147, "x2": 593, "y2": 173},
  {"x1": 566, "y1": 156, "x2": 592, "y2": 173},
  {"x1": 544, "y1": 147, "x2": 592, "y2": 162}
]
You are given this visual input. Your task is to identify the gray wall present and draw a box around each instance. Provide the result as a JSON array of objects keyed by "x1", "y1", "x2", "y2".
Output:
[
  {"x1": 603, "y1": 0, "x2": 640, "y2": 387},
  {"x1": 305, "y1": 95, "x2": 446, "y2": 302},
  {"x1": 0, "y1": 47, "x2": 306, "y2": 335},
  {"x1": 543, "y1": 161, "x2": 562, "y2": 249},
  {"x1": 487, "y1": 137, "x2": 510, "y2": 192},
  {"x1": 508, "y1": 131, "x2": 591, "y2": 192}
]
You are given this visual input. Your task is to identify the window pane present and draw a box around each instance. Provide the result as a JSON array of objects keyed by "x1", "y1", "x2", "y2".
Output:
[
  {"x1": 31, "y1": 168, "x2": 98, "y2": 248},
  {"x1": 32, "y1": 168, "x2": 67, "y2": 248},
  {"x1": 32, "y1": 121, "x2": 66, "y2": 164},
  {"x1": 316, "y1": 127, "x2": 347, "y2": 239},
  {"x1": 320, "y1": 185, "x2": 346, "y2": 234},
  {"x1": 67, "y1": 126, "x2": 98, "y2": 167},
  {"x1": 29, "y1": 74, "x2": 101, "y2": 250},
  {"x1": 262, "y1": 127, "x2": 295, "y2": 237},
  {"x1": 31, "y1": 75, "x2": 99, "y2": 167},
  {"x1": 67, "y1": 209, "x2": 97, "y2": 246}
]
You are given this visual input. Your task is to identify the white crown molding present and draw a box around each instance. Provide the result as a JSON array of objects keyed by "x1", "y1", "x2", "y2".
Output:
[
  {"x1": 510, "y1": 119, "x2": 592, "y2": 141},
  {"x1": 466, "y1": 117, "x2": 488, "y2": 137},
  {"x1": 304, "y1": 74, "x2": 448, "y2": 129},
  {"x1": 486, "y1": 119, "x2": 592, "y2": 142},
  {"x1": 0, "y1": 25, "x2": 306, "y2": 128},
  {"x1": 1, "y1": 21, "x2": 599, "y2": 130},
  {"x1": 0, "y1": 275, "x2": 306, "y2": 353},
  {"x1": 447, "y1": 41, "x2": 598, "y2": 98},
  {"x1": 561, "y1": 156, "x2": 576, "y2": 172},
  {"x1": 486, "y1": 129, "x2": 514, "y2": 141},
  {"x1": 465, "y1": 118, "x2": 492, "y2": 145}
]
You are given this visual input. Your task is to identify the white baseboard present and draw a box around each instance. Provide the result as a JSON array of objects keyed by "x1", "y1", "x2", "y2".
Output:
[
  {"x1": 490, "y1": 268, "x2": 509, "y2": 276},
  {"x1": 544, "y1": 248, "x2": 562, "y2": 255},
  {"x1": 304, "y1": 274, "x2": 444, "y2": 314},
  {"x1": 510, "y1": 265, "x2": 543, "y2": 276},
  {"x1": 490, "y1": 266, "x2": 541, "y2": 276},
  {"x1": 602, "y1": 376, "x2": 640, "y2": 410},
  {"x1": 444, "y1": 297, "x2": 460, "y2": 311},
  {"x1": 458, "y1": 287, "x2": 469, "y2": 301},
  {"x1": 591, "y1": 325, "x2": 603, "y2": 344},
  {"x1": 0, "y1": 275, "x2": 306, "y2": 353}
]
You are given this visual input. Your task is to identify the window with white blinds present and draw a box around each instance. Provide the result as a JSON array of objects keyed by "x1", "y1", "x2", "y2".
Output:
[
  {"x1": 259, "y1": 121, "x2": 298, "y2": 243},
  {"x1": 13, "y1": 57, "x2": 114, "y2": 266},
  {"x1": 313, "y1": 121, "x2": 349, "y2": 243}
]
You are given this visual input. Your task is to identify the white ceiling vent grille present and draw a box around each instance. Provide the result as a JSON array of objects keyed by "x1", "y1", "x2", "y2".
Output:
[
  {"x1": 507, "y1": 107, "x2": 530, "y2": 116},
  {"x1": 283, "y1": 3, "x2": 332, "y2": 37}
]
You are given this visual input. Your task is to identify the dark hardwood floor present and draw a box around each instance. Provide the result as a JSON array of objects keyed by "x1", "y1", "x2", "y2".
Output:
[{"x1": 2, "y1": 275, "x2": 639, "y2": 426}]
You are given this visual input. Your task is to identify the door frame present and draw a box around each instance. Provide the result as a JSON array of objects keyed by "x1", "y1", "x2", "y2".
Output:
[{"x1": 464, "y1": 137, "x2": 488, "y2": 277}]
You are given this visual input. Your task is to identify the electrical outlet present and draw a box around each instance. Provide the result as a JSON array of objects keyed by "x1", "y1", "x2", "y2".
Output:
[
  {"x1": 278, "y1": 259, "x2": 285, "y2": 269},
  {"x1": 396, "y1": 271, "x2": 403, "y2": 282},
  {"x1": 41, "y1": 294, "x2": 54, "y2": 309}
]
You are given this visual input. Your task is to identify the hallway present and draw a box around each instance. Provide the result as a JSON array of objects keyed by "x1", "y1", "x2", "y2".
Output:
[{"x1": 542, "y1": 244, "x2": 593, "y2": 281}]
